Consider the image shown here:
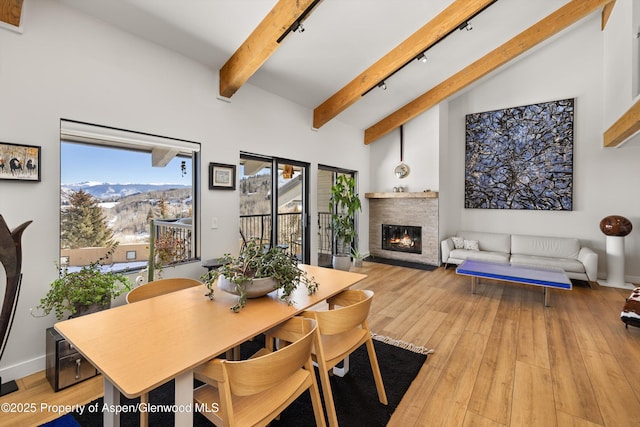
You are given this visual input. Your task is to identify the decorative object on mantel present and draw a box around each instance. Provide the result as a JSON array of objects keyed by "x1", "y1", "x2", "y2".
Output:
[
  {"x1": 599, "y1": 215, "x2": 633, "y2": 289},
  {"x1": 465, "y1": 98, "x2": 574, "y2": 210},
  {"x1": 394, "y1": 125, "x2": 410, "y2": 179},
  {"x1": 0, "y1": 214, "x2": 32, "y2": 396}
]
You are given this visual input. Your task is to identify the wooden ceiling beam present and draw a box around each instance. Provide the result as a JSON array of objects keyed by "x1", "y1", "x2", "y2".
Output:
[
  {"x1": 603, "y1": 99, "x2": 640, "y2": 147},
  {"x1": 0, "y1": 0, "x2": 24, "y2": 29},
  {"x1": 313, "y1": 0, "x2": 497, "y2": 130},
  {"x1": 364, "y1": 0, "x2": 615, "y2": 145},
  {"x1": 601, "y1": 1, "x2": 616, "y2": 30},
  {"x1": 219, "y1": 0, "x2": 322, "y2": 99}
]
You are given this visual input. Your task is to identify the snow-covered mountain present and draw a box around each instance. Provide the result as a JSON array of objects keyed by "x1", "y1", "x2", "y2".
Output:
[{"x1": 61, "y1": 182, "x2": 190, "y2": 201}]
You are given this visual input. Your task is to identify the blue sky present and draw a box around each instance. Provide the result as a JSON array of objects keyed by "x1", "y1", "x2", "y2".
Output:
[{"x1": 61, "y1": 142, "x2": 192, "y2": 185}]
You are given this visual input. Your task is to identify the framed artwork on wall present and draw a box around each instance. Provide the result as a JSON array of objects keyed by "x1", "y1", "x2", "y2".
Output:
[
  {"x1": 0, "y1": 142, "x2": 41, "y2": 182},
  {"x1": 464, "y1": 98, "x2": 574, "y2": 210},
  {"x1": 209, "y1": 162, "x2": 236, "y2": 190}
]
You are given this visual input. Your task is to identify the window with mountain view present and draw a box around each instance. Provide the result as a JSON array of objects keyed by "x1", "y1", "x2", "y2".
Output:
[{"x1": 60, "y1": 120, "x2": 200, "y2": 273}]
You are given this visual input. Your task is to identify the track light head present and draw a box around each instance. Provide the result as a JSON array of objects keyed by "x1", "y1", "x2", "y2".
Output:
[
  {"x1": 378, "y1": 81, "x2": 387, "y2": 90},
  {"x1": 459, "y1": 21, "x2": 472, "y2": 31},
  {"x1": 417, "y1": 53, "x2": 427, "y2": 63},
  {"x1": 294, "y1": 22, "x2": 305, "y2": 33}
]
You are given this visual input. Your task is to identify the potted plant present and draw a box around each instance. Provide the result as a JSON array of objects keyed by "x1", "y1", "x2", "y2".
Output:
[
  {"x1": 34, "y1": 244, "x2": 131, "y2": 320},
  {"x1": 201, "y1": 239, "x2": 318, "y2": 313},
  {"x1": 351, "y1": 247, "x2": 365, "y2": 268},
  {"x1": 329, "y1": 174, "x2": 362, "y2": 271}
]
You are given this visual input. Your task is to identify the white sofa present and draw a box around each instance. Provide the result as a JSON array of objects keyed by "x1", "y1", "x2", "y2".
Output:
[{"x1": 441, "y1": 231, "x2": 598, "y2": 285}]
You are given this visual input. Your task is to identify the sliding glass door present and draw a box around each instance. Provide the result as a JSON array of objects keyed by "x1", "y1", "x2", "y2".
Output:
[
  {"x1": 317, "y1": 165, "x2": 357, "y2": 267},
  {"x1": 239, "y1": 153, "x2": 310, "y2": 263}
]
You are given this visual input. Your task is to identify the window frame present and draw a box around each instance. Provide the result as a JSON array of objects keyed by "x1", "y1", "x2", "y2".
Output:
[{"x1": 59, "y1": 119, "x2": 201, "y2": 273}]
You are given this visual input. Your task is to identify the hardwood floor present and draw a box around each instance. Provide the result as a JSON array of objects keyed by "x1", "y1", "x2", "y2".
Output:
[
  {"x1": 2, "y1": 262, "x2": 639, "y2": 426},
  {"x1": 350, "y1": 262, "x2": 640, "y2": 427}
]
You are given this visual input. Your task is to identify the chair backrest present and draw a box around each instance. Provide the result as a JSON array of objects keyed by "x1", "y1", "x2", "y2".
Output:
[
  {"x1": 125, "y1": 277, "x2": 202, "y2": 303},
  {"x1": 311, "y1": 289, "x2": 373, "y2": 336},
  {"x1": 223, "y1": 317, "x2": 317, "y2": 397}
]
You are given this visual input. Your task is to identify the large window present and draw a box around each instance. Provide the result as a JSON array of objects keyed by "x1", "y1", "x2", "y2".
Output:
[{"x1": 60, "y1": 120, "x2": 200, "y2": 272}]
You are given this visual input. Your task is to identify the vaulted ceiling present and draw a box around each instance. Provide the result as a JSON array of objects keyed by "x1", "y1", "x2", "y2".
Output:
[{"x1": 55, "y1": 0, "x2": 616, "y2": 144}]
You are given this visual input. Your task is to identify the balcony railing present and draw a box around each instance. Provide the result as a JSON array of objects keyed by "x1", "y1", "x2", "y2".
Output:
[
  {"x1": 151, "y1": 218, "x2": 193, "y2": 266},
  {"x1": 317, "y1": 212, "x2": 332, "y2": 256},
  {"x1": 240, "y1": 212, "x2": 333, "y2": 259}
]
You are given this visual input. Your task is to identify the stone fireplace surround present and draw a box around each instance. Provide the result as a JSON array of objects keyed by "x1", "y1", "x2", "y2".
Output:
[{"x1": 366, "y1": 192, "x2": 439, "y2": 267}]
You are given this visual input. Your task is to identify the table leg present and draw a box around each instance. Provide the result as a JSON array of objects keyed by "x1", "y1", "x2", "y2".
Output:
[
  {"x1": 175, "y1": 370, "x2": 194, "y2": 427},
  {"x1": 103, "y1": 377, "x2": 120, "y2": 427},
  {"x1": 471, "y1": 276, "x2": 478, "y2": 294},
  {"x1": 332, "y1": 356, "x2": 350, "y2": 377},
  {"x1": 544, "y1": 288, "x2": 550, "y2": 307}
]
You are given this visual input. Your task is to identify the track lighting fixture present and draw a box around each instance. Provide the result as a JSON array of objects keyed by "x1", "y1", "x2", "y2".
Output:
[
  {"x1": 359, "y1": 0, "x2": 496, "y2": 98},
  {"x1": 459, "y1": 21, "x2": 472, "y2": 31},
  {"x1": 276, "y1": 0, "x2": 320, "y2": 43}
]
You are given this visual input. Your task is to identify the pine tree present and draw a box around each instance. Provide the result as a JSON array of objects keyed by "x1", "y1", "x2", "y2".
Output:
[
  {"x1": 61, "y1": 189, "x2": 114, "y2": 249},
  {"x1": 146, "y1": 207, "x2": 155, "y2": 223},
  {"x1": 158, "y1": 194, "x2": 168, "y2": 219}
]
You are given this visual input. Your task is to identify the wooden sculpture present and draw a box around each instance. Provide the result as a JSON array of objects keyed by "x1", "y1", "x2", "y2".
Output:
[{"x1": 0, "y1": 214, "x2": 32, "y2": 396}]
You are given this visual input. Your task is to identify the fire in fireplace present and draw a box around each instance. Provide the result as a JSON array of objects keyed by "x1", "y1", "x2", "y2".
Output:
[{"x1": 382, "y1": 224, "x2": 422, "y2": 254}]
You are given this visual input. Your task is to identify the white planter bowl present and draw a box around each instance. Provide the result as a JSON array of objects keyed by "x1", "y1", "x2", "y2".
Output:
[{"x1": 218, "y1": 275, "x2": 279, "y2": 298}]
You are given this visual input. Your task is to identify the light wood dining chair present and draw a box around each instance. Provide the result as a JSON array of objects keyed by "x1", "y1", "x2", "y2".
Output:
[
  {"x1": 303, "y1": 289, "x2": 387, "y2": 427},
  {"x1": 193, "y1": 317, "x2": 326, "y2": 427},
  {"x1": 125, "y1": 277, "x2": 202, "y2": 427},
  {"x1": 125, "y1": 277, "x2": 202, "y2": 303}
]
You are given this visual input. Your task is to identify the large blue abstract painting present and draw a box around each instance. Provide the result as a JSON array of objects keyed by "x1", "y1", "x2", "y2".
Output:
[{"x1": 465, "y1": 98, "x2": 574, "y2": 210}]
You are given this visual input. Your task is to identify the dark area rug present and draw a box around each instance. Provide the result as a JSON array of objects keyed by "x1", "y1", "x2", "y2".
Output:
[{"x1": 61, "y1": 336, "x2": 428, "y2": 427}]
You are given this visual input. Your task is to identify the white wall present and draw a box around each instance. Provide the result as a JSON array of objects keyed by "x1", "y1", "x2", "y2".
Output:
[
  {"x1": 369, "y1": 106, "x2": 440, "y2": 194},
  {"x1": 0, "y1": 1, "x2": 370, "y2": 380},
  {"x1": 441, "y1": 13, "x2": 640, "y2": 283},
  {"x1": 603, "y1": 0, "x2": 640, "y2": 130}
]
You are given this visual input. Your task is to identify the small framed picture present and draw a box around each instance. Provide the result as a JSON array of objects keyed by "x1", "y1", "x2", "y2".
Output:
[
  {"x1": 209, "y1": 162, "x2": 236, "y2": 190},
  {"x1": 0, "y1": 142, "x2": 41, "y2": 182}
]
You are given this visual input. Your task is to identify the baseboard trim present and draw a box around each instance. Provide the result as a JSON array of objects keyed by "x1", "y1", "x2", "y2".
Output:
[{"x1": 0, "y1": 355, "x2": 44, "y2": 382}]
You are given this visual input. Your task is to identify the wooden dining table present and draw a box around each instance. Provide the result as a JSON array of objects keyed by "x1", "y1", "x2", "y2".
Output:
[{"x1": 54, "y1": 265, "x2": 367, "y2": 427}]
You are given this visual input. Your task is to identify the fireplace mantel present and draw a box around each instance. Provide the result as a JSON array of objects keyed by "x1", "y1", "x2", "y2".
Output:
[{"x1": 365, "y1": 191, "x2": 438, "y2": 199}]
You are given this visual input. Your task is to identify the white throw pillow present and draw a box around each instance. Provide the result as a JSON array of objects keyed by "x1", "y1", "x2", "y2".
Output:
[
  {"x1": 463, "y1": 239, "x2": 479, "y2": 251},
  {"x1": 452, "y1": 236, "x2": 464, "y2": 249}
]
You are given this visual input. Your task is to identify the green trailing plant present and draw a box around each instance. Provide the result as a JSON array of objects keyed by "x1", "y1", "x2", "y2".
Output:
[
  {"x1": 329, "y1": 174, "x2": 362, "y2": 256},
  {"x1": 35, "y1": 243, "x2": 131, "y2": 320},
  {"x1": 201, "y1": 239, "x2": 318, "y2": 313}
]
